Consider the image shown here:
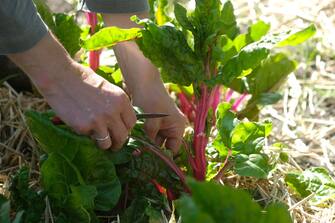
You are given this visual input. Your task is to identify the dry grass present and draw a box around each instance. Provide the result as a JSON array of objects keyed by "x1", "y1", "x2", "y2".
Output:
[
  {"x1": 0, "y1": 83, "x2": 48, "y2": 196},
  {"x1": 1, "y1": 0, "x2": 335, "y2": 222},
  {"x1": 234, "y1": 0, "x2": 335, "y2": 222}
]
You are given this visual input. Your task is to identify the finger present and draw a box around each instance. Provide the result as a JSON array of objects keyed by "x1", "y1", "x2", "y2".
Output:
[
  {"x1": 144, "y1": 120, "x2": 160, "y2": 142},
  {"x1": 165, "y1": 137, "x2": 183, "y2": 155},
  {"x1": 155, "y1": 134, "x2": 166, "y2": 147},
  {"x1": 121, "y1": 107, "x2": 137, "y2": 131},
  {"x1": 92, "y1": 127, "x2": 112, "y2": 150},
  {"x1": 108, "y1": 117, "x2": 129, "y2": 151}
]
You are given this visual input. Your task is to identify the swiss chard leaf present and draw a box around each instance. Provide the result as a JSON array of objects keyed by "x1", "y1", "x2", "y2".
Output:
[
  {"x1": 136, "y1": 21, "x2": 203, "y2": 86},
  {"x1": 233, "y1": 20, "x2": 270, "y2": 52},
  {"x1": 212, "y1": 103, "x2": 273, "y2": 178},
  {"x1": 177, "y1": 180, "x2": 292, "y2": 223},
  {"x1": 9, "y1": 167, "x2": 45, "y2": 223},
  {"x1": 53, "y1": 13, "x2": 82, "y2": 57},
  {"x1": 217, "y1": 24, "x2": 316, "y2": 85},
  {"x1": 231, "y1": 53, "x2": 297, "y2": 120},
  {"x1": 82, "y1": 27, "x2": 142, "y2": 50},
  {"x1": 235, "y1": 154, "x2": 272, "y2": 179},
  {"x1": 25, "y1": 111, "x2": 122, "y2": 220},
  {"x1": 285, "y1": 167, "x2": 335, "y2": 206}
]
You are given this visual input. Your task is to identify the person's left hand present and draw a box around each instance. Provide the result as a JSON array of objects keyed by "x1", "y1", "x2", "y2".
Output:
[{"x1": 132, "y1": 80, "x2": 187, "y2": 154}]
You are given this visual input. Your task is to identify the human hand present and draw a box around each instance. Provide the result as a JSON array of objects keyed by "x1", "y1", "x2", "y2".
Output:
[
  {"x1": 44, "y1": 63, "x2": 137, "y2": 150},
  {"x1": 132, "y1": 80, "x2": 187, "y2": 154},
  {"x1": 8, "y1": 33, "x2": 136, "y2": 150}
]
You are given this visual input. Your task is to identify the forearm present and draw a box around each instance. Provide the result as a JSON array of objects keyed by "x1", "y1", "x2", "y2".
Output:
[
  {"x1": 8, "y1": 32, "x2": 74, "y2": 93},
  {"x1": 102, "y1": 13, "x2": 163, "y2": 95}
]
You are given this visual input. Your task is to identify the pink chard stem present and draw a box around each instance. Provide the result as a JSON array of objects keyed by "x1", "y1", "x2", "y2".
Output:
[
  {"x1": 178, "y1": 92, "x2": 195, "y2": 122},
  {"x1": 225, "y1": 88, "x2": 234, "y2": 102},
  {"x1": 232, "y1": 93, "x2": 248, "y2": 111},
  {"x1": 85, "y1": 12, "x2": 101, "y2": 71}
]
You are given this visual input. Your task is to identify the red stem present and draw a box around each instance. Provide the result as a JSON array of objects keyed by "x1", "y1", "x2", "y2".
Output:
[
  {"x1": 85, "y1": 12, "x2": 101, "y2": 71},
  {"x1": 232, "y1": 93, "x2": 248, "y2": 111},
  {"x1": 225, "y1": 88, "x2": 234, "y2": 102},
  {"x1": 178, "y1": 92, "x2": 195, "y2": 122},
  {"x1": 131, "y1": 136, "x2": 190, "y2": 193}
]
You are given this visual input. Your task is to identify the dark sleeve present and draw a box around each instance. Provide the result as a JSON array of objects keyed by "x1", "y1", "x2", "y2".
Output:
[
  {"x1": 0, "y1": 0, "x2": 48, "y2": 55},
  {"x1": 82, "y1": 0, "x2": 149, "y2": 13}
]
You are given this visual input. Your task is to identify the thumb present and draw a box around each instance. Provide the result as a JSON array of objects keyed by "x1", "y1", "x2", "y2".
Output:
[{"x1": 165, "y1": 137, "x2": 182, "y2": 155}]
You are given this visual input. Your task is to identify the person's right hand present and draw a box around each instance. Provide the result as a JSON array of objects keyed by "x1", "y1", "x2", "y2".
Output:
[
  {"x1": 8, "y1": 32, "x2": 136, "y2": 150},
  {"x1": 44, "y1": 62, "x2": 137, "y2": 150}
]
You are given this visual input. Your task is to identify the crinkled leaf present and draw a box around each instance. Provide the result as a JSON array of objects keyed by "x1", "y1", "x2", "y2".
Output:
[
  {"x1": 26, "y1": 111, "x2": 121, "y2": 217},
  {"x1": 136, "y1": 21, "x2": 203, "y2": 85},
  {"x1": 235, "y1": 154, "x2": 272, "y2": 179},
  {"x1": 177, "y1": 180, "x2": 292, "y2": 223},
  {"x1": 191, "y1": 0, "x2": 238, "y2": 58},
  {"x1": 82, "y1": 27, "x2": 142, "y2": 50},
  {"x1": 285, "y1": 167, "x2": 335, "y2": 206}
]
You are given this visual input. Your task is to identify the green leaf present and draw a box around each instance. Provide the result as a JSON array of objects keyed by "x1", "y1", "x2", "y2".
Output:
[
  {"x1": 174, "y1": 3, "x2": 193, "y2": 31},
  {"x1": 233, "y1": 20, "x2": 270, "y2": 52},
  {"x1": 33, "y1": 0, "x2": 55, "y2": 30},
  {"x1": 0, "y1": 200, "x2": 11, "y2": 223},
  {"x1": 217, "y1": 25, "x2": 315, "y2": 85},
  {"x1": 155, "y1": 0, "x2": 170, "y2": 25},
  {"x1": 249, "y1": 20, "x2": 271, "y2": 42},
  {"x1": 277, "y1": 24, "x2": 317, "y2": 47},
  {"x1": 235, "y1": 154, "x2": 272, "y2": 179},
  {"x1": 213, "y1": 103, "x2": 274, "y2": 178},
  {"x1": 260, "y1": 203, "x2": 293, "y2": 223},
  {"x1": 191, "y1": 0, "x2": 238, "y2": 58},
  {"x1": 82, "y1": 27, "x2": 142, "y2": 50},
  {"x1": 136, "y1": 22, "x2": 203, "y2": 85},
  {"x1": 53, "y1": 13, "x2": 82, "y2": 57},
  {"x1": 41, "y1": 153, "x2": 78, "y2": 205},
  {"x1": 177, "y1": 196, "x2": 215, "y2": 223},
  {"x1": 177, "y1": 180, "x2": 292, "y2": 223},
  {"x1": 285, "y1": 167, "x2": 335, "y2": 206},
  {"x1": 26, "y1": 111, "x2": 122, "y2": 218},
  {"x1": 230, "y1": 120, "x2": 272, "y2": 154},
  {"x1": 66, "y1": 185, "x2": 97, "y2": 223},
  {"x1": 231, "y1": 53, "x2": 296, "y2": 120},
  {"x1": 215, "y1": 103, "x2": 237, "y2": 147},
  {"x1": 9, "y1": 167, "x2": 45, "y2": 223}
]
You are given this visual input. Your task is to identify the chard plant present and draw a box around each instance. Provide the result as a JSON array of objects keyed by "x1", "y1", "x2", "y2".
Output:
[{"x1": 83, "y1": 0, "x2": 316, "y2": 181}]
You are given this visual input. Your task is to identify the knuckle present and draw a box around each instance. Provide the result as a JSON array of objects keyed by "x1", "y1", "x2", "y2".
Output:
[{"x1": 119, "y1": 93, "x2": 129, "y2": 105}]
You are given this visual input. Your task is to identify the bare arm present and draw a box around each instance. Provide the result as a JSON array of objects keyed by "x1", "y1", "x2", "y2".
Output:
[
  {"x1": 8, "y1": 32, "x2": 136, "y2": 150},
  {"x1": 102, "y1": 13, "x2": 186, "y2": 153}
]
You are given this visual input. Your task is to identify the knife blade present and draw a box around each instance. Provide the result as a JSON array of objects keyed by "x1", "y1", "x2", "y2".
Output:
[{"x1": 136, "y1": 113, "x2": 169, "y2": 119}]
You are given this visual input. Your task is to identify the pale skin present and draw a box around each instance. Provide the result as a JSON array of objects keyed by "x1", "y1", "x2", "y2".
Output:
[{"x1": 8, "y1": 11, "x2": 186, "y2": 153}]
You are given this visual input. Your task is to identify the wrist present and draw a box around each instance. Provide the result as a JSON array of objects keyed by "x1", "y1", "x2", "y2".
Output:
[{"x1": 8, "y1": 32, "x2": 75, "y2": 93}]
